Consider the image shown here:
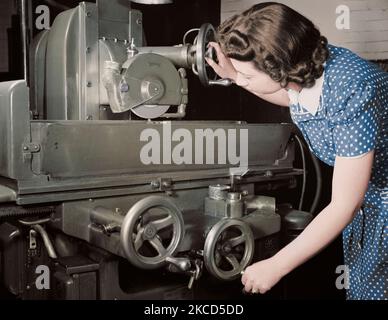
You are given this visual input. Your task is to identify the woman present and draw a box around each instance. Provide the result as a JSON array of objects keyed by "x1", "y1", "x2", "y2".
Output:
[{"x1": 206, "y1": 2, "x2": 387, "y2": 300}]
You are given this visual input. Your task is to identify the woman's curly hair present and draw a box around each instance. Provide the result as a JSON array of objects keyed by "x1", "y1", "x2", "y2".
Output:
[{"x1": 217, "y1": 2, "x2": 329, "y2": 88}]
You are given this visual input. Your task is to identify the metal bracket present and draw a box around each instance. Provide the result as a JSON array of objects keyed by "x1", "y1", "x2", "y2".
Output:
[
  {"x1": 22, "y1": 143, "x2": 41, "y2": 153},
  {"x1": 29, "y1": 229, "x2": 37, "y2": 250},
  {"x1": 22, "y1": 143, "x2": 41, "y2": 162},
  {"x1": 150, "y1": 178, "x2": 173, "y2": 191},
  {"x1": 28, "y1": 229, "x2": 38, "y2": 260}
]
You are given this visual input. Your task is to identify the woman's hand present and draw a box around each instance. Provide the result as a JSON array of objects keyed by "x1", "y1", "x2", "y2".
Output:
[
  {"x1": 205, "y1": 42, "x2": 238, "y2": 81},
  {"x1": 241, "y1": 152, "x2": 375, "y2": 295},
  {"x1": 241, "y1": 257, "x2": 285, "y2": 294}
]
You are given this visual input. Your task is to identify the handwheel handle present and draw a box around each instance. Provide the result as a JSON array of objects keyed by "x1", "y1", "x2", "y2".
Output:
[
  {"x1": 208, "y1": 79, "x2": 233, "y2": 87},
  {"x1": 166, "y1": 256, "x2": 192, "y2": 272}
]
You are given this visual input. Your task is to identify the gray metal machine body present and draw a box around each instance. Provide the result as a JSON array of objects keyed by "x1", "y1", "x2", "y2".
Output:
[{"x1": 0, "y1": 0, "x2": 309, "y2": 300}]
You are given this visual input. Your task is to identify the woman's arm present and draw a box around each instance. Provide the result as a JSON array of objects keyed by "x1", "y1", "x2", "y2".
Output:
[{"x1": 242, "y1": 150, "x2": 375, "y2": 294}]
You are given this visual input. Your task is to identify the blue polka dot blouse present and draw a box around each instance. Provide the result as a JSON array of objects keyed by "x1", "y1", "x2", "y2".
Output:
[{"x1": 289, "y1": 44, "x2": 387, "y2": 300}]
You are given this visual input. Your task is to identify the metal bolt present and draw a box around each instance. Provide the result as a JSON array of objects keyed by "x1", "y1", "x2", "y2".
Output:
[
  {"x1": 23, "y1": 146, "x2": 29, "y2": 151},
  {"x1": 86, "y1": 115, "x2": 93, "y2": 120},
  {"x1": 178, "y1": 68, "x2": 187, "y2": 78},
  {"x1": 120, "y1": 83, "x2": 129, "y2": 93},
  {"x1": 86, "y1": 12, "x2": 91, "y2": 17},
  {"x1": 235, "y1": 245, "x2": 244, "y2": 253},
  {"x1": 136, "y1": 18, "x2": 142, "y2": 25},
  {"x1": 86, "y1": 47, "x2": 91, "y2": 53},
  {"x1": 162, "y1": 181, "x2": 171, "y2": 188},
  {"x1": 222, "y1": 244, "x2": 232, "y2": 254},
  {"x1": 265, "y1": 170, "x2": 273, "y2": 177},
  {"x1": 86, "y1": 81, "x2": 92, "y2": 87},
  {"x1": 151, "y1": 180, "x2": 160, "y2": 189}
]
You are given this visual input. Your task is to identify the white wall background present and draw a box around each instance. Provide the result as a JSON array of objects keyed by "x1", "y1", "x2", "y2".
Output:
[{"x1": 221, "y1": 0, "x2": 388, "y2": 60}]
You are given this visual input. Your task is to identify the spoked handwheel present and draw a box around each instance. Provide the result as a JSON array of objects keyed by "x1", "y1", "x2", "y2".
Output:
[
  {"x1": 204, "y1": 218, "x2": 254, "y2": 281},
  {"x1": 120, "y1": 196, "x2": 185, "y2": 270},
  {"x1": 194, "y1": 23, "x2": 233, "y2": 87},
  {"x1": 195, "y1": 23, "x2": 218, "y2": 86}
]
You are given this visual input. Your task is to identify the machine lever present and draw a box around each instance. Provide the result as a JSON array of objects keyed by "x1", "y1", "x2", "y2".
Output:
[
  {"x1": 165, "y1": 256, "x2": 192, "y2": 273},
  {"x1": 187, "y1": 259, "x2": 203, "y2": 290},
  {"x1": 188, "y1": 272, "x2": 195, "y2": 290}
]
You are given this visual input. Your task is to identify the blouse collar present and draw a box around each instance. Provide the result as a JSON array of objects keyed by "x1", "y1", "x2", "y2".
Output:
[{"x1": 287, "y1": 71, "x2": 325, "y2": 116}]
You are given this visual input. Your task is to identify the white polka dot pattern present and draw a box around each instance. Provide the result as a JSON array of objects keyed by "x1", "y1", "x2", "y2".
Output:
[{"x1": 289, "y1": 44, "x2": 388, "y2": 300}]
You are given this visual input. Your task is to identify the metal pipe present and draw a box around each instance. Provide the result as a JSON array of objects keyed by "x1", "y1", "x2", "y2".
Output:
[
  {"x1": 294, "y1": 135, "x2": 307, "y2": 211},
  {"x1": 19, "y1": 219, "x2": 57, "y2": 258},
  {"x1": 245, "y1": 195, "x2": 276, "y2": 213},
  {"x1": 309, "y1": 151, "x2": 322, "y2": 215},
  {"x1": 32, "y1": 224, "x2": 57, "y2": 259},
  {"x1": 137, "y1": 46, "x2": 194, "y2": 68},
  {"x1": 90, "y1": 206, "x2": 124, "y2": 230},
  {"x1": 163, "y1": 103, "x2": 186, "y2": 119},
  {"x1": 19, "y1": 218, "x2": 51, "y2": 225},
  {"x1": 293, "y1": 135, "x2": 323, "y2": 215},
  {"x1": 19, "y1": 0, "x2": 29, "y2": 83}
]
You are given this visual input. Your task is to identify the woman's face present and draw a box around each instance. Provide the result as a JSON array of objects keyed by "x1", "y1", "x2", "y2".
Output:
[{"x1": 230, "y1": 59, "x2": 282, "y2": 95}]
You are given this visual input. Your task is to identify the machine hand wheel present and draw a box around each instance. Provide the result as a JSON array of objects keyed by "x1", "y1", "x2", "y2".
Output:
[
  {"x1": 204, "y1": 218, "x2": 254, "y2": 280},
  {"x1": 120, "y1": 195, "x2": 185, "y2": 269},
  {"x1": 195, "y1": 23, "x2": 232, "y2": 87}
]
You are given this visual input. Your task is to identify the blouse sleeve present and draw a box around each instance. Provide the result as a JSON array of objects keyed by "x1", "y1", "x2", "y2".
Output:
[{"x1": 332, "y1": 80, "x2": 380, "y2": 157}]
